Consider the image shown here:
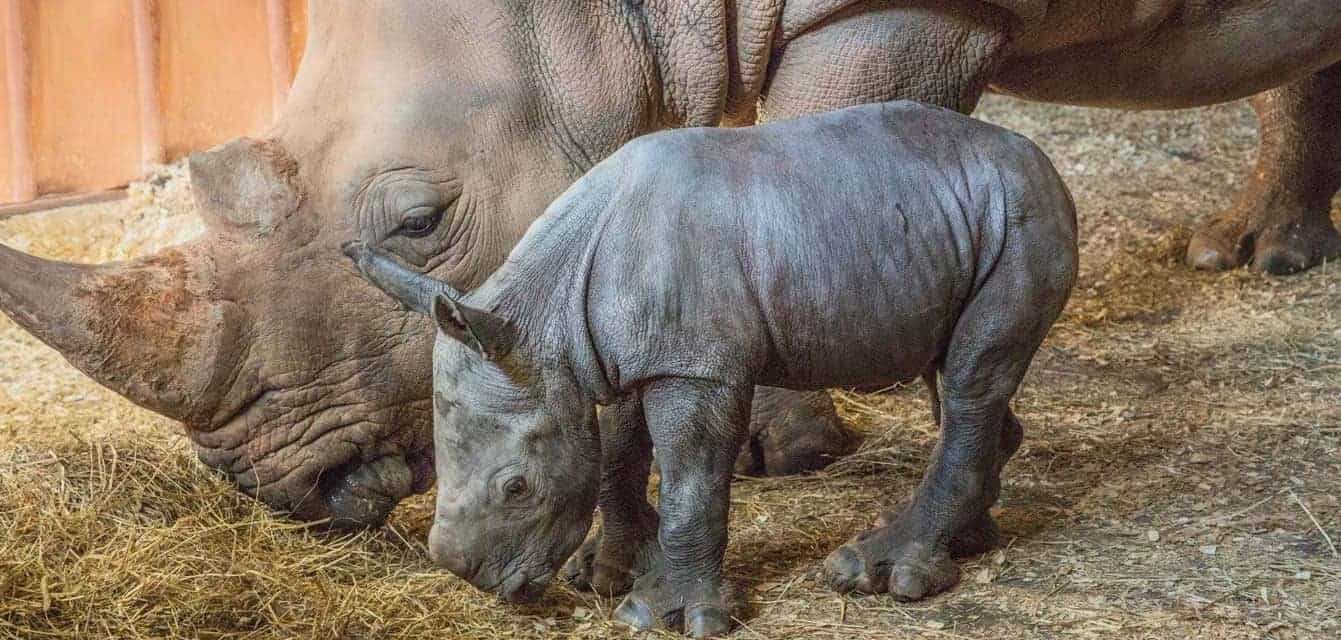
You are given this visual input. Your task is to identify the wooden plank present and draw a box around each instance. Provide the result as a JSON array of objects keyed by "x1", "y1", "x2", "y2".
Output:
[
  {"x1": 266, "y1": 0, "x2": 291, "y2": 120},
  {"x1": 158, "y1": 0, "x2": 272, "y2": 160},
  {"x1": 0, "y1": 187, "x2": 125, "y2": 220},
  {"x1": 288, "y1": 0, "x2": 306, "y2": 78},
  {"x1": 30, "y1": 0, "x2": 142, "y2": 196},
  {"x1": 131, "y1": 0, "x2": 164, "y2": 168},
  {"x1": 2, "y1": 0, "x2": 34, "y2": 203}
]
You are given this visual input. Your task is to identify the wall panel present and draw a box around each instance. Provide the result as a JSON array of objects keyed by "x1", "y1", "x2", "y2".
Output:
[
  {"x1": 159, "y1": 0, "x2": 274, "y2": 161},
  {"x1": 1, "y1": 0, "x2": 308, "y2": 205},
  {"x1": 30, "y1": 0, "x2": 140, "y2": 195}
]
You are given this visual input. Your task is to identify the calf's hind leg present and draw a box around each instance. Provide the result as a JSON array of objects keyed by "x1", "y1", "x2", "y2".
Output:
[
  {"x1": 823, "y1": 256, "x2": 1070, "y2": 600},
  {"x1": 885, "y1": 371, "x2": 1021, "y2": 557}
]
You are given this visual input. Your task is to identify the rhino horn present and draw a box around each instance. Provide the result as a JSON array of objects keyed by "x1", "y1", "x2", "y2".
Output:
[
  {"x1": 189, "y1": 137, "x2": 302, "y2": 233},
  {"x1": 0, "y1": 242, "x2": 238, "y2": 425}
]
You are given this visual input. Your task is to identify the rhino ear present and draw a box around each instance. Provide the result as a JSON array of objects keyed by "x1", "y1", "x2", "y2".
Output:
[
  {"x1": 431, "y1": 294, "x2": 515, "y2": 362},
  {"x1": 188, "y1": 137, "x2": 300, "y2": 233}
]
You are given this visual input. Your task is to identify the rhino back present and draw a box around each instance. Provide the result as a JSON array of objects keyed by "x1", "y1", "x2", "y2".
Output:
[{"x1": 584, "y1": 102, "x2": 1062, "y2": 390}]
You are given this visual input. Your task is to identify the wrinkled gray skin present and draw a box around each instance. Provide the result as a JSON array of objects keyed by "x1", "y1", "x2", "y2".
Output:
[
  {"x1": 347, "y1": 102, "x2": 1078, "y2": 636},
  {"x1": 0, "y1": 1, "x2": 1336, "y2": 530}
]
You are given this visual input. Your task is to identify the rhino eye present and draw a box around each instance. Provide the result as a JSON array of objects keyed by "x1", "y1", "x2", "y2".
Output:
[
  {"x1": 502, "y1": 476, "x2": 528, "y2": 500},
  {"x1": 397, "y1": 206, "x2": 444, "y2": 238}
]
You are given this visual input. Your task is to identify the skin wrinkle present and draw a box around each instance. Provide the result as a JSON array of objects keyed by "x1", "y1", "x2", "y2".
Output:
[
  {"x1": 230, "y1": 406, "x2": 371, "y2": 477},
  {"x1": 202, "y1": 366, "x2": 427, "y2": 491}
]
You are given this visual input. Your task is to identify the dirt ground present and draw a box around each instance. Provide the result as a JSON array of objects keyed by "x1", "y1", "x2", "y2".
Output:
[{"x1": 0, "y1": 96, "x2": 1337, "y2": 639}]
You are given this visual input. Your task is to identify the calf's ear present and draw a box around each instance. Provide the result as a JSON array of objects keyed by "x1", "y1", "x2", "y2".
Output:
[{"x1": 431, "y1": 294, "x2": 516, "y2": 362}]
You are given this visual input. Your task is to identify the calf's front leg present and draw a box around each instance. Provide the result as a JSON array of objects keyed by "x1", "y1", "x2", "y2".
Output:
[
  {"x1": 612, "y1": 379, "x2": 750, "y2": 638},
  {"x1": 563, "y1": 393, "x2": 661, "y2": 595}
]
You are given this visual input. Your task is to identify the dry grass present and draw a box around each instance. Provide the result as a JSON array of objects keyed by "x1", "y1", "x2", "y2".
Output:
[{"x1": 0, "y1": 97, "x2": 1338, "y2": 639}]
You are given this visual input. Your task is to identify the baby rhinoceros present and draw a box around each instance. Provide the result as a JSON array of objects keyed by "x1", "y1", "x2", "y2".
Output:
[{"x1": 343, "y1": 100, "x2": 1078, "y2": 637}]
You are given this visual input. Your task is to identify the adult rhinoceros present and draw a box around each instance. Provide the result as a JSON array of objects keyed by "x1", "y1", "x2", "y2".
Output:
[{"x1": 1, "y1": 1, "x2": 1338, "y2": 530}]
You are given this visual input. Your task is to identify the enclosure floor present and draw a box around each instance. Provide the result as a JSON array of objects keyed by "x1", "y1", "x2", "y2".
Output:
[{"x1": 0, "y1": 96, "x2": 1337, "y2": 639}]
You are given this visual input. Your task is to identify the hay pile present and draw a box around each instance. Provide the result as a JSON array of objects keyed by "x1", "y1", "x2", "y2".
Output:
[{"x1": 0, "y1": 98, "x2": 1338, "y2": 639}]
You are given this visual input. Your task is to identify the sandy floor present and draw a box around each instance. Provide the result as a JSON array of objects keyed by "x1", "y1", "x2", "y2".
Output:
[{"x1": 0, "y1": 96, "x2": 1337, "y2": 639}]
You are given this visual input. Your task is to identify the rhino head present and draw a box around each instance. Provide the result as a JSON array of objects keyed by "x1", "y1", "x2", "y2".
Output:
[{"x1": 0, "y1": 1, "x2": 683, "y2": 527}]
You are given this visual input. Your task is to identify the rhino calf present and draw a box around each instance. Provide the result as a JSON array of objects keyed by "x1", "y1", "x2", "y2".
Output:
[{"x1": 345, "y1": 100, "x2": 1077, "y2": 636}]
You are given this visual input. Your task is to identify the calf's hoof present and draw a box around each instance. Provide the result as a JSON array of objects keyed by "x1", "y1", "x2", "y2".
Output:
[
  {"x1": 823, "y1": 521, "x2": 960, "y2": 601},
  {"x1": 948, "y1": 512, "x2": 1001, "y2": 557},
  {"x1": 560, "y1": 535, "x2": 599, "y2": 591},
  {"x1": 873, "y1": 509, "x2": 1000, "y2": 558},
  {"x1": 736, "y1": 387, "x2": 860, "y2": 477},
  {"x1": 685, "y1": 603, "x2": 735, "y2": 638},
  {"x1": 612, "y1": 566, "x2": 739, "y2": 637}
]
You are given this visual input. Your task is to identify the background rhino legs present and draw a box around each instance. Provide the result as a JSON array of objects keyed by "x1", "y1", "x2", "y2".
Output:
[
  {"x1": 759, "y1": 0, "x2": 1009, "y2": 120},
  {"x1": 734, "y1": 387, "x2": 860, "y2": 476},
  {"x1": 1187, "y1": 62, "x2": 1341, "y2": 274}
]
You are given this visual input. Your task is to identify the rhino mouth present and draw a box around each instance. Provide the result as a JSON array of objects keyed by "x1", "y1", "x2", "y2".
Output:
[
  {"x1": 189, "y1": 386, "x2": 435, "y2": 529},
  {"x1": 312, "y1": 453, "x2": 424, "y2": 529}
]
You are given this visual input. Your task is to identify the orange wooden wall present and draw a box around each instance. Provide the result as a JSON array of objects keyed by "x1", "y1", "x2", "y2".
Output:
[{"x1": 1, "y1": 0, "x2": 307, "y2": 204}]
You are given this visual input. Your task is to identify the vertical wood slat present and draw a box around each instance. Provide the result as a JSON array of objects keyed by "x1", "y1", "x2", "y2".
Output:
[
  {"x1": 266, "y1": 0, "x2": 291, "y2": 122},
  {"x1": 131, "y1": 0, "x2": 164, "y2": 168},
  {"x1": 3, "y1": 0, "x2": 34, "y2": 202}
]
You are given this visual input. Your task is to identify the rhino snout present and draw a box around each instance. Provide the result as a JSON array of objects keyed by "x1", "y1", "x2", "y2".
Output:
[
  {"x1": 428, "y1": 522, "x2": 555, "y2": 603},
  {"x1": 427, "y1": 524, "x2": 478, "y2": 579}
]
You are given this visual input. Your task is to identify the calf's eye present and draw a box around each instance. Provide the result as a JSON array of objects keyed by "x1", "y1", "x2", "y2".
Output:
[{"x1": 502, "y1": 476, "x2": 528, "y2": 499}]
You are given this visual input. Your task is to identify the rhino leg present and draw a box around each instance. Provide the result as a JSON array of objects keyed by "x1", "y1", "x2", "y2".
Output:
[
  {"x1": 563, "y1": 393, "x2": 661, "y2": 596},
  {"x1": 734, "y1": 387, "x2": 860, "y2": 477},
  {"x1": 826, "y1": 407, "x2": 1022, "y2": 599},
  {"x1": 1188, "y1": 62, "x2": 1341, "y2": 275},
  {"x1": 823, "y1": 228, "x2": 1069, "y2": 602},
  {"x1": 612, "y1": 380, "x2": 749, "y2": 637},
  {"x1": 760, "y1": 1, "x2": 1009, "y2": 119}
]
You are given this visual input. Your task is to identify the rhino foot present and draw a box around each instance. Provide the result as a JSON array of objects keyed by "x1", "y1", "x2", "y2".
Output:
[
  {"x1": 1190, "y1": 63, "x2": 1341, "y2": 276},
  {"x1": 872, "y1": 507, "x2": 1001, "y2": 558},
  {"x1": 612, "y1": 562, "x2": 741, "y2": 638},
  {"x1": 735, "y1": 387, "x2": 861, "y2": 477},
  {"x1": 561, "y1": 516, "x2": 661, "y2": 596},
  {"x1": 947, "y1": 512, "x2": 1001, "y2": 558},
  {"x1": 822, "y1": 511, "x2": 961, "y2": 601},
  {"x1": 1187, "y1": 199, "x2": 1341, "y2": 275}
]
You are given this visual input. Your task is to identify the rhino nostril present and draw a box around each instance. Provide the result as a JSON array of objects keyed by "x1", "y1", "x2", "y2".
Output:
[{"x1": 407, "y1": 448, "x2": 435, "y2": 494}]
